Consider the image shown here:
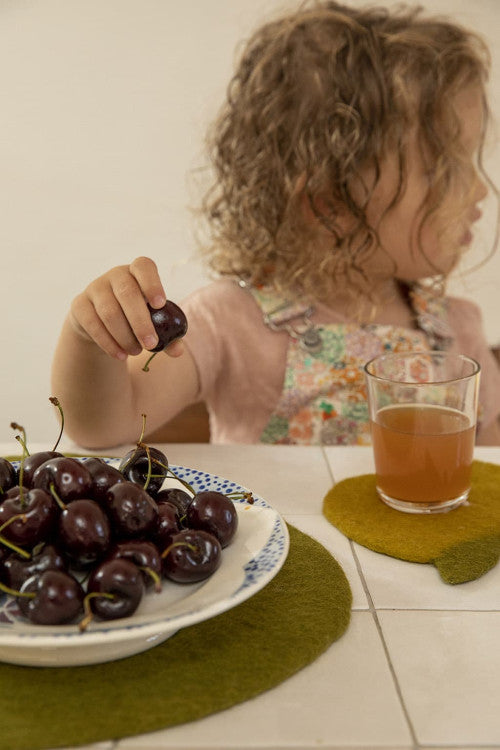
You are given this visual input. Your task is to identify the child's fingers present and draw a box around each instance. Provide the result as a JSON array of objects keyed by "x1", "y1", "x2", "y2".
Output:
[
  {"x1": 70, "y1": 293, "x2": 133, "y2": 360},
  {"x1": 128, "y1": 256, "x2": 167, "y2": 309},
  {"x1": 70, "y1": 259, "x2": 176, "y2": 359},
  {"x1": 72, "y1": 268, "x2": 151, "y2": 356},
  {"x1": 164, "y1": 339, "x2": 185, "y2": 358},
  {"x1": 105, "y1": 270, "x2": 160, "y2": 351}
]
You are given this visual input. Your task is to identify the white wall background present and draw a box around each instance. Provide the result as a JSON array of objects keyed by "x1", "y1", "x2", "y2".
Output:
[{"x1": 0, "y1": 0, "x2": 499, "y2": 446}]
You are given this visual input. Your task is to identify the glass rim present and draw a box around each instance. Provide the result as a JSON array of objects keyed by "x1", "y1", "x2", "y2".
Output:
[{"x1": 364, "y1": 351, "x2": 481, "y2": 385}]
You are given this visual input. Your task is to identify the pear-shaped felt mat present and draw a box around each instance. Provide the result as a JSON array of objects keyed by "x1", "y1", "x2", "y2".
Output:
[
  {"x1": 0, "y1": 525, "x2": 351, "y2": 750},
  {"x1": 323, "y1": 460, "x2": 500, "y2": 585}
]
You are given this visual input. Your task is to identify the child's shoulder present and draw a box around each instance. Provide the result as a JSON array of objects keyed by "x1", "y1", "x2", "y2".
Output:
[
  {"x1": 447, "y1": 294, "x2": 483, "y2": 324},
  {"x1": 184, "y1": 276, "x2": 254, "y2": 301},
  {"x1": 182, "y1": 277, "x2": 264, "y2": 320},
  {"x1": 446, "y1": 294, "x2": 489, "y2": 351}
]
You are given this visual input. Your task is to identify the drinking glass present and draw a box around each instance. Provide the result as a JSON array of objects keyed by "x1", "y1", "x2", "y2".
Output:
[{"x1": 364, "y1": 351, "x2": 480, "y2": 514}]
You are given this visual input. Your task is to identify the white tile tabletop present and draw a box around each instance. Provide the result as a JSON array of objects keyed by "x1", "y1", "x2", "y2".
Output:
[{"x1": 3, "y1": 442, "x2": 500, "y2": 750}]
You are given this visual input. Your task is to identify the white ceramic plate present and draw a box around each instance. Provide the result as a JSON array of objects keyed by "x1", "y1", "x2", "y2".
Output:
[{"x1": 0, "y1": 460, "x2": 289, "y2": 667}]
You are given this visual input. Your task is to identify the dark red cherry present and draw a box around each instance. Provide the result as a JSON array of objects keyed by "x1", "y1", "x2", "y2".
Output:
[
  {"x1": 0, "y1": 488, "x2": 58, "y2": 548},
  {"x1": 32, "y1": 457, "x2": 92, "y2": 502},
  {"x1": 83, "y1": 457, "x2": 126, "y2": 503},
  {"x1": 58, "y1": 498, "x2": 111, "y2": 568},
  {"x1": 0, "y1": 458, "x2": 17, "y2": 494},
  {"x1": 142, "y1": 300, "x2": 187, "y2": 371},
  {"x1": 18, "y1": 570, "x2": 84, "y2": 625},
  {"x1": 104, "y1": 481, "x2": 159, "y2": 539},
  {"x1": 155, "y1": 487, "x2": 191, "y2": 517},
  {"x1": 0, "y1": 545, "x2": 10, "y2": 572},
  {"x1": 20, "y1": 451, "x2": 63, "y2": 488},
  {"x1": 148, "y1": 300, "x2": 187, "y2": 352},
  {"x1": 108, "y1": 540, "x2": 162, "y2": 590},
  {"x1": 4, "y1": 485, "x2": 29, "y2": 499},
  {"x1": 162, "y1": 529, "x2": 221, "y2": 583},
  {"x1": 186, "y1": 491, "x2": 238, "y2": 548},
  {"x1": 3, "y1": 544, "x2": 67, "y2": 590},
  {"x1": 154, "y1": 501, "x2": 181, "y2": 548},
  {"x1": 86, "y1": 558, "x2": 144, "y2": 621},
  {"x1": 119, "y1": 446, "x2": 168, "y2": 495}
]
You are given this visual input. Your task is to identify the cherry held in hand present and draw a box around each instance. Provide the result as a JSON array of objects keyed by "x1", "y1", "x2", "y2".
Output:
[{"x1": 143, "y1": 300, "x2": 188, "y2": 371}]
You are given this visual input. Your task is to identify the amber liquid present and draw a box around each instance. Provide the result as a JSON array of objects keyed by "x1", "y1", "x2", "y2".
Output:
[{"x1": 371, "y1": 404, "x2": 475, "y2": 504}]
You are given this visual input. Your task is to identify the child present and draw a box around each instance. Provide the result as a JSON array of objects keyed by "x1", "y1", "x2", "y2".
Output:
[{"x1": 51, "y1": 0, "x2": 500, "y2": 448}]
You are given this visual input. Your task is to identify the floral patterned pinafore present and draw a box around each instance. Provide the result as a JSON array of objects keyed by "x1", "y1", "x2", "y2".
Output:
[{"x1": 248, "y1": 284, "x2": 454, "y2": 446}]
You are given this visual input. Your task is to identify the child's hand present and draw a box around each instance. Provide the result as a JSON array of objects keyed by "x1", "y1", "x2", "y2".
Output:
[{"x1": 69, "y1": 257, "x2": 183, "y2": 361}]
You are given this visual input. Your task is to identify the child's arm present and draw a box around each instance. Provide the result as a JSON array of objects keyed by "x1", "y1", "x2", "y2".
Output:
[{"x1": 51, "y1": 257, "x2": 200, "y2": 449}]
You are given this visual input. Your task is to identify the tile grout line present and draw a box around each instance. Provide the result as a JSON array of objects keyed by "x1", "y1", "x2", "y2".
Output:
[
  {"x1": 319, "y1": 447, "x2": 420, "y2": 748},
  {"x1": 349, "y1": 537, "x2": 420, "y2": 750}
]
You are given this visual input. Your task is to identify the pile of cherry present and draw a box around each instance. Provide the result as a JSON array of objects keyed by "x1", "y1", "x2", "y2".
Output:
[{"x1": 0, "y1": 444, "x2": 243, "y2": 630}]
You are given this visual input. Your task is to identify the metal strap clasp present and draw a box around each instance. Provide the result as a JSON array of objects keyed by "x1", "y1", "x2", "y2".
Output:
[{"x1": 264, "y1": 302, "x2": 323, "y2": 353}]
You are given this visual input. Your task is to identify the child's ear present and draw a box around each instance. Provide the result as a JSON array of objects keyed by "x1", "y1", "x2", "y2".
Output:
[
  {"x1": 293, "y1": 178, "x2": 352, "y2": 236},
  {"x1": 291, "y1": 173, "x2": 329, "y2": 222}
]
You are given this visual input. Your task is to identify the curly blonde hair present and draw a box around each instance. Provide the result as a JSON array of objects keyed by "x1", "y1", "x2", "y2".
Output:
[{"x1": 200, "y1": 1, "x2": 493, "y2": 306}]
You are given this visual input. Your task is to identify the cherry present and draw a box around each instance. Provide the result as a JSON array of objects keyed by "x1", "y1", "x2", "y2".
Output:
[
  {"x1": 83, "y1": 457, "x2": 126, "y2": 503},
  {"x1": 18, "y1": 569, "x2": 84, "y2": 625},
  {"x1": 4, "y1": 485, "x2": 29, "y2": 499},
  {"x1": 108, "y1": 540, "x2": 162, "y2": 590},
  {"x1": 0, "y1": 458, "x2": 17, "y2": 495},
  {"x1": 162, "y1": 529, "x2": 221, "y2": 583},
  {"x1": 20, "y1": 451, "x2": 63, "y2": 488},
  {"x1": 142, "y1": 300, "x2": 188, "y2": 371},
  {"x1": 84, "y1": 558, "x2": 144, "y2": 623},
  {"x1": 104, "y1": 481, "x2": 159, "y2": 539},
  {"x1": 154, "y1": 501, "x2": 181, "y2": 548},
  {"x1": 156, "y1": 487, "x2": 191, "y2": 517},
  {"x1": 0, "y1": 488, "x2": 58, "y2": 548},
  {"x1": 0, "y1": 546, "x2": 10, "y2": 574},
  {"x1": 32, "y1": 456, "x2": 93, "y2": 502},
  {"x1": 2, "y1": 544, "x2": 67, "y2": 590},
  {"x1": 186, "y1": 491, "x2": 238, "y2": 548},
  {"x1": 58, "y1": 498, "x2": 111, "y2": 568},
  {"x1": 119, "y1": 445, "x2": 169, "y2": 495}
]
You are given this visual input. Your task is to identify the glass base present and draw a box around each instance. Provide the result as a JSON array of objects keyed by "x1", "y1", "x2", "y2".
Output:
[{"x1": 376, "y1": 486, "x2": 470, "y2": 514}]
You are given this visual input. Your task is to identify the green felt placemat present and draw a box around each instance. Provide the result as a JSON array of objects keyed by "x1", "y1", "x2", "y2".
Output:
[
  {"x1": 0, "y1": 525, "x2": 351, "y2": 750},
  {"x1": 323, "y1": 460, "x2": 500, "y2": 584}
]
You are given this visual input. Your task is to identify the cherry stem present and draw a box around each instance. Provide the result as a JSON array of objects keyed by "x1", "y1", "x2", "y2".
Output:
[
  {"x1": 11, "y1": 422, "x2": 29, "y2": 455},
  {"x1": 79, "y1": 591, "x2": 115, "y2": 632},
  {"x1": 142, "y1": 351, "x2": 158, "y2": 372},
  {"x1": 13, "y1": 433, "x2": 33, "y2": 508},
  {"x1": 161, "y1": 540, "x2": 197, "y2": 559},
  {"x1": 142, "y1": 444, "x2": 152, "y2": 493},
  {"x1": 139, "y1": 566, "x2": 162, "y2": 593},
  {"x1": 0, "y1": 520, "x2": 31, "y2": 559},
  {"x1": 226, "y1": 490, "x2": 254, "y2": 503},
  {"x1": 0, "y1": 513, "x2": 27, "y2": 534},
  {"x1": 0, "y1": 580, "x2": 35, "y2": 599},
  {"x1": 138, "y1": 414, "x2": 147, "y2": 445},
  {"x1": 165, "y1": 468, "x2": 195, "y2": 496},
  {"x1": 119, "y1": 416, "x2": 148, "y2": 477},
  {"x1": 49, "y1": 397, "x2": 65, "y2": 452},
  {"x1": 49, "y1": 482, "x2": 66, "y2": 511}
]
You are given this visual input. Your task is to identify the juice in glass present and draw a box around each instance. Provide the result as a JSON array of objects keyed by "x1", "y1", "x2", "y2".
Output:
[{"x1": 371, "y1": 403, "x2": 475, "y2": 505}]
